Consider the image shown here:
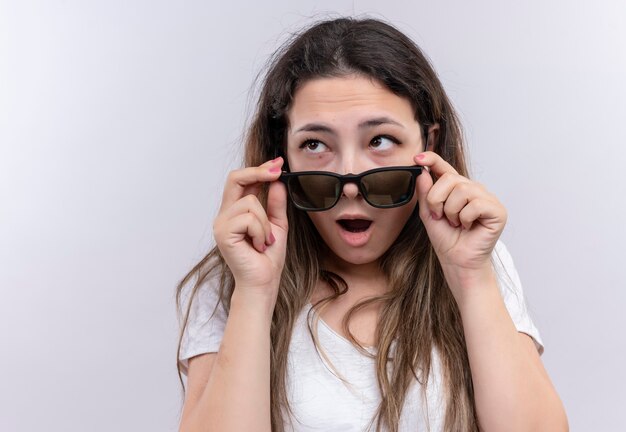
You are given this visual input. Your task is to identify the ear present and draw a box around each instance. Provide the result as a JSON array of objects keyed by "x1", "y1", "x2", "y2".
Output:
[{"x1": 425, "y1": 123, "x2": 440, "y2": 152}]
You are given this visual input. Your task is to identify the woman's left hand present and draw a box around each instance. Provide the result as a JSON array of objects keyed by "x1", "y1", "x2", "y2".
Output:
[{"x1": 414, "y1": 151, "x2": 507, "y2": 291}]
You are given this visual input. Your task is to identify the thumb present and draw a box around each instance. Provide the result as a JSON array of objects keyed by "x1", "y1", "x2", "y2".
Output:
[
  {"x1": 416, "y1": 166, "x2": 434, "y2": 222},
  {"x1": 267, "y1": 179, "x2": 288, "y2": 230}
]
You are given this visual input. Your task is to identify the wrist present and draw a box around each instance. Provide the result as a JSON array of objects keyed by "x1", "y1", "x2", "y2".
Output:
[
  {"x1": 441, "y1": 263, "x2": 498, "y2": 307},
  {"x1": 231, "y1": 285, "x2": 278, "y2": 319}
]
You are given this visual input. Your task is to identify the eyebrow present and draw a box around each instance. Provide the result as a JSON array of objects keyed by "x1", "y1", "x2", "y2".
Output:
[{"x1": 293, "y1": 116, "x2": 404, "y2": 135}]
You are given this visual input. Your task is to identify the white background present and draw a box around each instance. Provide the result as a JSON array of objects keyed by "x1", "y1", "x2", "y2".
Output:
[{"x1": 1, "y1": 1, "x2": 624, "y2": 430}]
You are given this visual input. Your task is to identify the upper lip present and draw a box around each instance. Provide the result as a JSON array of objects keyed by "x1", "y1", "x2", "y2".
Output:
[{"x1": 336, "y1": 213, "x2": 373, "y2": 221}]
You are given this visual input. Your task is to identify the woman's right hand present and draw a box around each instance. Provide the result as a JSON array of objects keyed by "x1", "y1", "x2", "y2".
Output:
[{"x1": 213, "y1": 157, "x2": 288, "y2": 300}]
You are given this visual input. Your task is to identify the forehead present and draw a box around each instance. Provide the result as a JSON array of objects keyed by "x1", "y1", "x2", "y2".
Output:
[{"x1": 287, "y1": 75, "x2": 416, "y2": 127}]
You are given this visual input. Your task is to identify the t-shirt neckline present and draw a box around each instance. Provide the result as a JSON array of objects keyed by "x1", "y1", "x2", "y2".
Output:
[{"x1": 306, "y1": 302, "x2": 378, "y2": 353}]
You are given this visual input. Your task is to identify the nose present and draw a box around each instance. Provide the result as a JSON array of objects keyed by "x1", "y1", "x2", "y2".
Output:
[
  {"x1": 337, "y1": 156, "x2": 368, "y2": 201},
  {"x1": 342, "y1": 181, "x2": 360, "y2": 199},
  {"x1": 339, "y1": 162, "x2": 362, "y2": 200}
]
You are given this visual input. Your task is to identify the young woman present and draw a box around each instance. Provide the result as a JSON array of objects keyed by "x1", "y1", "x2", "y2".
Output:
[{"x1": 175, "y1": 17, "x2": 568, "y2": 432}]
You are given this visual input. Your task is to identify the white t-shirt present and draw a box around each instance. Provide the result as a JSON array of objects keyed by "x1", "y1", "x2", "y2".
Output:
[{"x1": 178, "y1": 241, "x2": 544, "y2": 431}]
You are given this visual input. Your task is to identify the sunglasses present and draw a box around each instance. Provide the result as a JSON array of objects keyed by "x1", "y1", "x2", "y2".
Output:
[{"x1": 278, "y1": 165, "x2": 423, "y2": 211}]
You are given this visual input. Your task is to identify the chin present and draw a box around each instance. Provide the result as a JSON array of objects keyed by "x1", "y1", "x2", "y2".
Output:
[{"x1": 327, "y1": 243, "x2": 387, "y2": 267}]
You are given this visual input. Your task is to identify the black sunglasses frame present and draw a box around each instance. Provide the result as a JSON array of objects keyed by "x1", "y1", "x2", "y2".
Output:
[{"x1": 278, "y1": 165, "x2": 423, "y2": 211}]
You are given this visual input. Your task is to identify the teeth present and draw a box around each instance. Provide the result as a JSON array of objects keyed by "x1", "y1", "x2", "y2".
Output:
[{"x1": 338, "y1": 219, "x2": 372, "y2": 232}]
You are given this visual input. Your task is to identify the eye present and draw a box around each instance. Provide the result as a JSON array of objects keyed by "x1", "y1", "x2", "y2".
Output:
[
  {"x1": 370, "y1": 135, "x2": 399, "y2": 151},
  {"x1": 299, "y1": 139, "x2": 328, "y2": 154}
]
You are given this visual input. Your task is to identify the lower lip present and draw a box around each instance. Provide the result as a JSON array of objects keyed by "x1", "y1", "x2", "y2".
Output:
[{"x1": 337, "y1": 222, "x2": 373, "y2": 247}]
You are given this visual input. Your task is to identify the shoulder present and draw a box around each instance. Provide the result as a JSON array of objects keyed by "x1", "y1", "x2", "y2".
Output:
[
  {"x1": 178, "y1": 272, "x2": 229, "y2": 376},
  {"x1": 491, "y1": 240, "x2": 524, "y2": 296},
  {"x1": 491, "y1": 240, "x2": 545, "y2": 355}
]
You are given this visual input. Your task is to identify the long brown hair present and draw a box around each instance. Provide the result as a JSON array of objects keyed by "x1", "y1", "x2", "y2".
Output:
[{"x1": 176, "y1": 16, "x2": 479, "y2": 431}]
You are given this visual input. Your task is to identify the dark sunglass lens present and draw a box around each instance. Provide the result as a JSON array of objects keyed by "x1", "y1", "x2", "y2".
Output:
[
  {"x1": 288, "y1": 174, "x2": 340, "y2": 210},
  {"x1": 361, "y1": 170, "x2": 413, "y2": 206}
]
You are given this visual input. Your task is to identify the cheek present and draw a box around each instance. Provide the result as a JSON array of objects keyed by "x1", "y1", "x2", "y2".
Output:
[{"x1": 306, "y1": 212, "x2": 331, "y2": 235}]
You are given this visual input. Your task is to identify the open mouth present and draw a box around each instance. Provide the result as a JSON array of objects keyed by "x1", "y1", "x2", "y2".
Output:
[{"x1": 337, "y1": 219, "x2": 372, "y2": 233}]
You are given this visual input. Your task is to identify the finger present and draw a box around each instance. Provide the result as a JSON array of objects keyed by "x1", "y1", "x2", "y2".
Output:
[
  {"x1": 416, "y1": 162, "x2": 434, "y2": 222},
  {"x1": 227, "y1": 212, "x2": 268, "y2": 253},
  {"x1": 267, "y1": 178, "x2": 288, "y2": 231},
  {"x1": 220, "y1": 157, "x2": 284, "y2": 211},
  {"x1": 425, "y1": 172, "x2": 471, "y2": 220},
  {"x1": 442, "y1": 182, "x2": 483, "y2": 227},
  {"x1": 414, "y1": 151, "x2": 459, "y2": 178},
  {"x1": 221, "y1": 194, "x2": 274, "y2": 245},
  {"x1": 458, "y1": 198, "x2": 504, "y2": 231}
]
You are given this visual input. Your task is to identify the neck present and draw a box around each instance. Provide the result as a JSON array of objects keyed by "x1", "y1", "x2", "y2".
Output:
[{"x1": 312, "y1": 256, "x2": 389, "y2": 308}]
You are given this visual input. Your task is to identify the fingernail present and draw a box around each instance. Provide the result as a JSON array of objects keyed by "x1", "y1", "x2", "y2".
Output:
[
  {"x1": 261, "y1": 244, "x2": 267, "y2": 252},
  {"x1": 415, "y1": 153, "x2": 425, "y2": 160},
  {"x1": 266, "y1": 157, "x2": 280, "y2": 164},
  {"x1": 269, "y1": 166, "x2": 281, "y2": 173},
  {"x1": 269, "y1": 232, "x2": 276, "y2": 244},
  {"x1": 431, "y1": 211, "x2": 439, "y2": 220}
]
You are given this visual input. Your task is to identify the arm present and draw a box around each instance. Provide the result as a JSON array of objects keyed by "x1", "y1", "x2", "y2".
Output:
[
  {"x1": 179, "y1": 157, "x2": 288, "y2": 431},
  {"x1": 179, "y1": 289, "x2": 275, "y2": 432},
  {"x1": 448, "y1": 268, "x2": 568, "y2": 431},
  {"x1": 414, "y1": 150, "x2": 568, "y2": 431}
]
